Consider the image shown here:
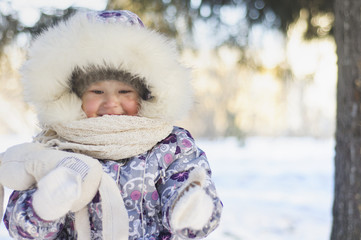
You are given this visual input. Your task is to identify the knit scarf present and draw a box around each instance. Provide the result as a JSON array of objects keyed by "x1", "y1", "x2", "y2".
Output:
[{"x1": 35, "y1": 115, "x2": 174, "y2": 160}]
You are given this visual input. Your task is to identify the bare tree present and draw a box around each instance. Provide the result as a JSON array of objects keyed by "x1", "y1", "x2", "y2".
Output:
[{"x1": 331, "y1": 0, "x2": 361, "y2": 239}]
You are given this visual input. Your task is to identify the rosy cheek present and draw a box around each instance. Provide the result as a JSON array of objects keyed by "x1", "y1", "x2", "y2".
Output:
[
  {"x1": 82, "y1": 98, "x2": 100, "y2": 118},
  {"x1": 123, "y1": 99, "x2": 140, "y2": 116}
]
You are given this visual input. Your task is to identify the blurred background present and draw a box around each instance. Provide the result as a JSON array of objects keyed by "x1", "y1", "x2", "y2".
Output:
[{"x1": 0, "y1": 0, "x2": 335, "y2": 239}]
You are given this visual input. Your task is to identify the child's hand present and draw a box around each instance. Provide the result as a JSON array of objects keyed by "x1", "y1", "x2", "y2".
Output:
[
  {"x1": 170, "y1": 183, "x2": 214, "y2": 230},
  {"x1": 32, "y1": 164, "x2": 82, "y2": 220},
  {"x1": 0, "y1": 143, "x2": 103, "y2": 221},
  {"x1": 31, "y1": 155, "x2": 103, "y2": 220},
  {"x1": 0, "y1": 143, "x2": 44, "y2": 190}
]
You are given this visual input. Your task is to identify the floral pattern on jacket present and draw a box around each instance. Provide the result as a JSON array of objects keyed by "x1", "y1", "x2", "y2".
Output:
[{"x1": 3, "y1": 127, "x2": 222, "y2": 240}]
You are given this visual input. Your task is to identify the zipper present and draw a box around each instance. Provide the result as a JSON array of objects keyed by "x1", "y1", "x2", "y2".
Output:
[{"x1": 140, "y1": 152, "x2": 151, "y2": 238}]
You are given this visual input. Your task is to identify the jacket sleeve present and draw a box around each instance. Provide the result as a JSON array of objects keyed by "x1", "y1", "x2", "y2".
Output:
[
  {"x1": 156, "y1": 127, "x2": 223, "y2": 239},
  {"x1": 3, "y1": 188, "x2": 75, "y2": 239}
]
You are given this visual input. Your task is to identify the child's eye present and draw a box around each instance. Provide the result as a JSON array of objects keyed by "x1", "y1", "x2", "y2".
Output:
[
  {"x1": 91, "y1": 90, "x2": 103, "y2": 94},
  {"x1": 119, "y1": 90, "x2": 132, "y2": 94}
]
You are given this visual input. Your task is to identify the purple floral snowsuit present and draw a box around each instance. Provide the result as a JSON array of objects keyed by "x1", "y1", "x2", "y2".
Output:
[{"x1": 3, "y1": 127, "x2": 222, "y2": 239}]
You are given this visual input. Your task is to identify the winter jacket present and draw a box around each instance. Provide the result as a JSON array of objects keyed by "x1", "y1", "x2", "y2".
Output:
[{"x1": 3, "y1": 127, "x2": 223, "y2": 240}]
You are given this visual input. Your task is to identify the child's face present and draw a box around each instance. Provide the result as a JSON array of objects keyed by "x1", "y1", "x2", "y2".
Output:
[{"x1": 81, "y1": 80, "x2": 140, "y2": 118}]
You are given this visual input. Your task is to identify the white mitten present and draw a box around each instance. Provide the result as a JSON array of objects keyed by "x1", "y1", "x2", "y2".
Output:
[
  {"x1": 0, "y1": 143, "x2": 45, "y2": 190},
  {"x1": 33, "y1": 165, "x2": 82, "y2": 220},
  {"x1": 171, "y1": 184, "x2": 214, "y2": 230},
  {"x1": 30, "y1": 152, "x2": 103, "y2": 220},
  {"x1": 170, "y1": 168, "x2": 214, "y2": 230},
  {"x1": 0, "y1": 142, "x2": 103, "y2": 220},
  {"x1": 32, "y1": 156, "x2": 93, "y2": 220}
]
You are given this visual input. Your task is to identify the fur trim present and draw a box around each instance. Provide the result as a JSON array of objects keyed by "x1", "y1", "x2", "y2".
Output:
[
  {"x1": 70, "y1": 65, "x2": 152, "y2": 100},
  {"x1": 22, "y1": 11, "x2": 193, "y2": 125}
]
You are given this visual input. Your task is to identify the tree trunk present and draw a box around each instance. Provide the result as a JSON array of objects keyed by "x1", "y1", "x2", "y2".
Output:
[{"x1": 332, "y1": 0, "x2": 361, "y2": 239}]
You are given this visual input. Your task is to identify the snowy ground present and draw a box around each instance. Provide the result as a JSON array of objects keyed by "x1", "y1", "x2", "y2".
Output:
[{"x1": 0, "y1": 135, "x2": 334, "y2": 240}]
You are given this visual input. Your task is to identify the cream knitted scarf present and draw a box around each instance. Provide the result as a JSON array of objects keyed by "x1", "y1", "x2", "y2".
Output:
[{"x1": 35, "y1": 115, "x2": 174, "y2": 160}]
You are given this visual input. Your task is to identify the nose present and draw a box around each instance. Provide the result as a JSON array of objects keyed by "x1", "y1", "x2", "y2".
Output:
[{"x1": 103, "y1": 93, "x2": 119, "y2": 108}]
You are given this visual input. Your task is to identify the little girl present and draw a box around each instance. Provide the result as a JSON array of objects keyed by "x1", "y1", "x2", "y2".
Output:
[{"x1": 1, "y1": 10, "x2": 222, "y2": 240}]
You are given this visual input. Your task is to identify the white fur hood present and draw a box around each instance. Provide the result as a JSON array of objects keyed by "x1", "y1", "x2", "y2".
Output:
[{"x1": 21, "y1": 10, "x2": 193, "y2": 126}]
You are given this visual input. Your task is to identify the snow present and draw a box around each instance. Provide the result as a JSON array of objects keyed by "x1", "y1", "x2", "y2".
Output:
[{"x1": 0, "y1": 135, "x2": 334, "y2": 240}]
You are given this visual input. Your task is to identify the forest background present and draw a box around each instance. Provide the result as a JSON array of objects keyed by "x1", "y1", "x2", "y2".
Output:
[
  {"x1": 0, "y1": 0, "x2": 338, "y2": 239},
  {"x1": 0, "y1": 0, "x2": 336, "y2": 139}
]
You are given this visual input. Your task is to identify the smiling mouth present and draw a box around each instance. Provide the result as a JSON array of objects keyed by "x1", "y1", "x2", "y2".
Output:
[{"x1": 98, "y1": 113, "x2": 122, "y2": 116}]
